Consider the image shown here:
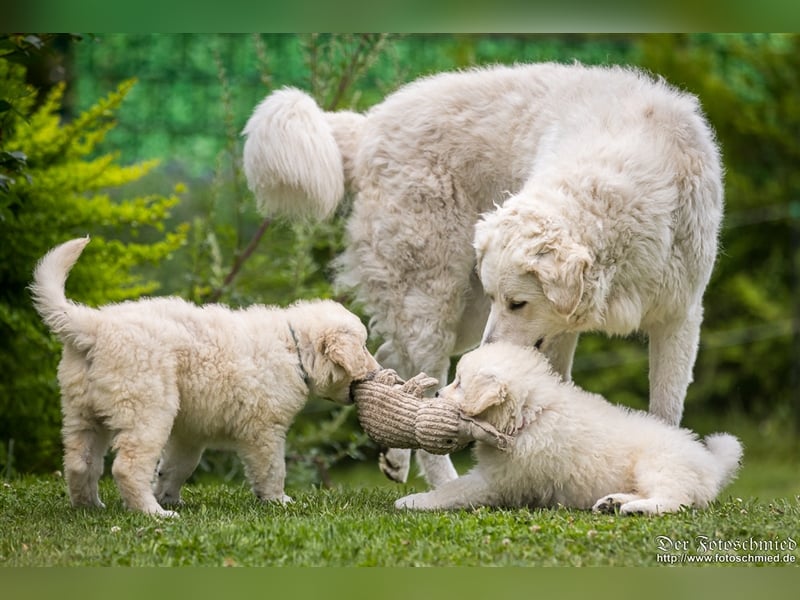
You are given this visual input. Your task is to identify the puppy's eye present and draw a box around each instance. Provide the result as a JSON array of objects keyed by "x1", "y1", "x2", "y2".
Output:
[{"x1": 509, "y1": 300, "x2": 527, "y2": 311}]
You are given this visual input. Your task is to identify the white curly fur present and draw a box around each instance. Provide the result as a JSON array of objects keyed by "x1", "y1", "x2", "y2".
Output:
[
  {"x1": 242, "y1": 62, "x2": 723, "y2": 485},
  {"x1": 31, "y1": 238, "x2": 379, "y2": 517},
  {"x1": 396, "y1": 343, "x2": 742, "y2": 514}
]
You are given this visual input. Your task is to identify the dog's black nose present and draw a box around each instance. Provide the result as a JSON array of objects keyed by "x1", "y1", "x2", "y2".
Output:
[{"x1": 434, "y1": 391, "x2": 440, "y2": 398}]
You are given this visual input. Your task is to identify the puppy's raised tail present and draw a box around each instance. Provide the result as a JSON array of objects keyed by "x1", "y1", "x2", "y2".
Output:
[
  {"x1": 30, "y1": 237, "x2": 97, "y2": 351},
  {"x1": 242, "y1": 87, "x2": 365, "y2": 221},
  {"x1": 704, "y1": 432, "x2": 744, "y2": 489}
]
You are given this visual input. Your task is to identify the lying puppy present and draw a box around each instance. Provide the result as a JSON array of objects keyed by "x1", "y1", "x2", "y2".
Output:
[
  {"x1": 31, "y1": 237, "x2": 379, "y2": 517},
  {"x1": 395, "y1": 342, "x2": 741, "y2": 515}
]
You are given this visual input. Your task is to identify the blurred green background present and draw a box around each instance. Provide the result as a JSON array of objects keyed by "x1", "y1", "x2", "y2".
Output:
[{"x1": 1, "y1": 34, "x2": 797, "y2": 499}]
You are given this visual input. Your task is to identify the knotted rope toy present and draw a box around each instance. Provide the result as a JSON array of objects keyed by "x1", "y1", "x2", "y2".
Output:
[{"x1": 352, "y1": 369, "x2": 513, "y2": 454}]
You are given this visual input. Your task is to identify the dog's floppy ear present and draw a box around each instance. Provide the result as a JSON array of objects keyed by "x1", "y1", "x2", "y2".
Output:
[
  {"x1": 461, "y1": 370, "x2": 509, "y2": 417},
  {"x1": 527, "y1": 241, "x2": 591, "y2": 318},
  {"x1": 319, "y1": 329, "x2": 372, "y2": 380}
]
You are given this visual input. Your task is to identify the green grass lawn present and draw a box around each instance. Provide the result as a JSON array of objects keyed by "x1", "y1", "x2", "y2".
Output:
[
  {"x1": 2, "y1": 471, "x2": 798, "y2": 567},
  {"x1": 2, "y1": 410, "x2": 798, "y2": 567}
]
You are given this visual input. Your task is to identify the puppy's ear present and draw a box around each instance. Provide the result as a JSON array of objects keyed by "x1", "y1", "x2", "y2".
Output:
[
  {"x1": 461, "y1": 370, "x2": 509, "y2": 417},
  {"x1": 527, "y1": 241, "x2": 591, "y2": 318},
  {"x1": 320, "y1": 330, "x2": 372, "y2": 379}
]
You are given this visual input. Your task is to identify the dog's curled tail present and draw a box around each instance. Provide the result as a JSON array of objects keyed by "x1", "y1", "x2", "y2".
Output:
[
  {"x1": 704, "y1": 432, "x2": 743, "y2": 489},
  {"x1": 242, "y1": 87, "x2": 365, "y2": 221},
  {"x1": 30, "y1": 236, "x2": 97, "y2": 350}
]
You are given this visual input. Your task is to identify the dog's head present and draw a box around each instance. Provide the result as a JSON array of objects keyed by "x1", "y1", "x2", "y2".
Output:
[
  {"x1": 292, "y1": 300, "x2": 380, "y2": 404},
  {"x1": 439, "y1": 343, "x2": 541, "y2": 435},
  {"x1": 474, "y1": 199, "x2": 592, "y2": 353}
]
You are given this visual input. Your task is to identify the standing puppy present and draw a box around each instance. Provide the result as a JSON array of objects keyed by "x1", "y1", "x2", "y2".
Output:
[
  {"x1": 31, "y1": 237, "x2": 379, "y2": 516},
  {"x1": 396, "y1": 343, "x2": 741, "y2": 514}
]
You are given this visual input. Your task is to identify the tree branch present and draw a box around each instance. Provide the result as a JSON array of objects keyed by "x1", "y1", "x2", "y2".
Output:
[{"x1": 205, "y1": 216, "x2": 272, "y2": 303}]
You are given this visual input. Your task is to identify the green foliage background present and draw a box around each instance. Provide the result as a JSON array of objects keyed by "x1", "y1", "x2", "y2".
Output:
[
  {"x1": 2, "y1": 34, "x2": 797, "y2": 485},
  {"x1": 0, "y1": 35, "x2": 187, "y2": 474}
]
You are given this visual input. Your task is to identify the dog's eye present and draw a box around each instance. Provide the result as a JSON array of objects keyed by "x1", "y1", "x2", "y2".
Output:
[{"x1": 508, "y1": 300, "x2": 527, "y2": 311}]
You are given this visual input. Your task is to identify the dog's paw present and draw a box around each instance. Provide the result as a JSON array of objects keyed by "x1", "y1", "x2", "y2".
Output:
[
  {"x1": 73, "y1": 499, "x2": 106, "y2": 510},
  {"x1": 592, "y1": 496, "x2": 621, "y2": 514},
  {"x1": 155, "y1": 492, "x2": 183, "y2": 506},
  {"x1": 258, "y1": 493, "x2": 294, "y2": 505},
  {"x1": 147, "y1": 506, "x2": 179, "y2": 518},
  {"x1": 395, "y1": 492, "x2": 428, "y2": 510},
  {"x1": 379, "y1": 448, "x2": 410, "y2": 483},
  {"x1": 619, "y1": 498, "x2": 683, "y2": 515},
  {"x1": 70, "y1": 493, "x2": 106, "y2": 509},
  {"x1": 592, "y1": 493, "x2": 641, "y2": 514}
]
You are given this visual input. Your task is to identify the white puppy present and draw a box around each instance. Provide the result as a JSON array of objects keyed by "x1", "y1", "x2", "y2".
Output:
[
  {"x1": 242, "y1": 62, "x2": 722, "y2": 485},
  {"x1": 396, "y1": 342, "x2": 741, "y2": 515},
  {"x1": 31, "y1": 237, "x2": 379, "y2": 517}
]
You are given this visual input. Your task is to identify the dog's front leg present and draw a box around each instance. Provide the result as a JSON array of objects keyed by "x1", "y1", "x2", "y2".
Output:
[
  {"x1": 415, "y1": 450, "x2": 459, "y2": 488},
  {"x1": 239, "y1": 433, "x2": 293, "y2": 504},
  {"x1": 394, "y1": 471, "x2": 495, "y2": 510},
  {"x1": 647, "y1": 312, "x2": 702, "y2": 426},
  {"x1": 542, "y1": 331, "x2": 580, "y2": 381}
]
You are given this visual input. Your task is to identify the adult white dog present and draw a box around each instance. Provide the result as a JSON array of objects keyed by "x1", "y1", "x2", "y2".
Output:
[
  {"x1": 395, "y1": 342, "x2": 742, "y2": 514},
  {"x1": 31, "y1": 237, "x2": 379, "y2": 517},
  {"x1": 242, "y1": 62, "x2": 723, "y2": 484}
]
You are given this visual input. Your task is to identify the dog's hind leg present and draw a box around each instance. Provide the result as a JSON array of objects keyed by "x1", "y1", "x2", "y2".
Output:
[
  {"x1": 619, "y1": 497, "x2": 688, "y2": 515},
  {"x1": 62, "y1": 416, "x2": 112, "y2": 509},
  {"x1": 373, "y1": 341, "x2": 458, "y2": 487},
  {"x1": 591, "y1": 493, "x2": 644, "y2": 514},
  {"x1": 592, "y1": 493, "x2": 686, "y2": 515},
  {"x1": 378, "y1": 448, "x2": 411, "y2": 484},
  {"x1": 374, "y1": 340, "x2": 458, "y2": 488},
  {"x1": 110, "y1": 410, "x2": 179, "y2": 517},
  {"x1": 412, "y1": 353, "x2": 458, "y2": 488},
  {"x1": 154, "y1": 437, "x2": 204, "y2": 506}
]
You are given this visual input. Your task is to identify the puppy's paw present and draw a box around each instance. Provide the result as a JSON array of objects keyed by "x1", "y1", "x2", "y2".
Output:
[
  {"x1": 155, "y1": 492, "x2": 183, "y2": 506},
  {"x1": 258, "y1": 492, "x2": 294, "y2": 505},
  {"x1": 592, "y1": 493, "x2": 641, "y2": 514},
  {"x1": 395, "y1": 492, "x2": 430, "y2": 510},
  {"x1": 70, "y1": 493, "x2": 106, "y2": 509},
  {"x1": 379, "y1": 448, "x2": 410, "y2": 483},
  {"x1": 619, "y1": 498, "x2": 683, "y2": 515},
  {"x1": 148, "y1": 506, "x2": 179, "y2": 518},
  {"x1": 73, "y1": 499, "x2": 106, "y2": 510}
]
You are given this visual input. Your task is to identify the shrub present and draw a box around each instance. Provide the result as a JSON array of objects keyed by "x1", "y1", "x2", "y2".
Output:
[{"x1": 0, "y1": 37, "x2": 188, "y2": 475}]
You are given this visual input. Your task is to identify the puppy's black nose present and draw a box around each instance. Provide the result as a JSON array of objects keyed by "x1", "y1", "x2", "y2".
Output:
[{"x1": 434, "y1": 391, "x2": 440, "y2": 398}]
